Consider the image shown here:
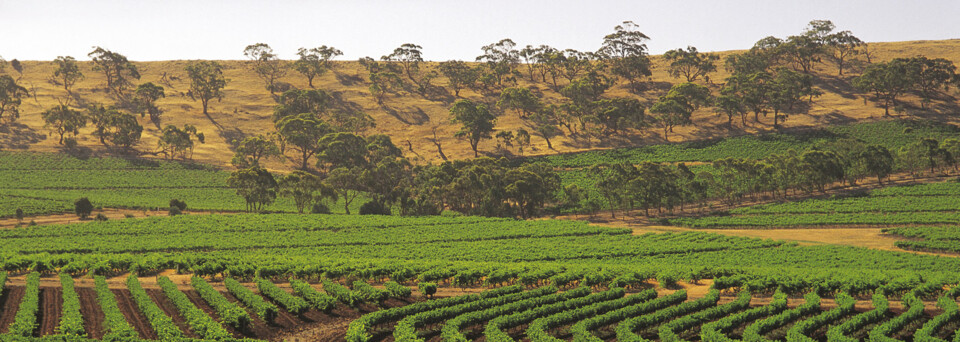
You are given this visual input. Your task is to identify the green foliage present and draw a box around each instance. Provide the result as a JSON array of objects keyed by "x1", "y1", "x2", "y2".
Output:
[
  {"x1": 351, "y1": 280, "x2": 389, "y2": 305},
  {"x1": 73, "y1": 197, "x2": 93, "y2": 219},
  {"x1": 94, "y1": 275, "x2": 138, "y2": 339},
  {"x1": 664, "y1": 46, "x2": 719, "y2": 82},
  {"x1": 41, "y1": 105, "x2": 86, "y2": 144},
  {"x1": 418, "y1": 282, "x2": 437, "y2": 298},
  {"x1": 347, "y1": 285, "x2": 521, "y2": 342},
  {"x1": 225, "y1": 277, "x2": 277, "y2": 322},
  {"x1": 701, "y1": 291, "x2": 788, "y2": 342},
  {"x1": 88, "y1": 47, "x2": 140, "y2": 96},
  {"x1": 228, "y1": 167, "x2": 278, "y2": 212},
  {"x1": 158, "y1": 276, "x2": 231, "y2": 339},
  {"x1": 126, "y1": 274, "x2": 183, "y2": 340},
  {"x1": 485, "y1": 287, "x2": 622, "y2": 342},
  {"x1": 290, "y1": 279, "x2": 336, "y2": 311},
  {"x1": 742, "y1": 292, "x2": 820, "y2": 342},
  {"x1": 384, "y1": 281, "x2": 412, "y2": 298},
  {"x1": 57, "y1": 274, "x2": 85, "y2": 337},
  {"x1": 8, "y1": 272, "x2": 41, "y2": 336},
  {"x1": 191, "y1": 276, "x2": 250, "y2": 328},
  {"x1": 393, "y1": 285, "x2": 532, "y2": 342},
  {"x1": 786, "y1": 292, "x2": 856, "y2": 342},
  {"x1": 256, "y1": 278, "x2": 309, "y2": 314},
  {"x1": 52, "y1": 56, "x2": 84, "y2": 92},
  {"x1": 0, "y1": 74, "x2": 28, "y2": 123},
  {"x1": 450, "y1": 99, "x2": 497, "y2": 157}
]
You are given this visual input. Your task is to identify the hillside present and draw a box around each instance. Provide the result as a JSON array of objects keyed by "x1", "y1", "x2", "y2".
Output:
[{"x1": 3, "y1": 39, "x2": 960, "y2": 171}]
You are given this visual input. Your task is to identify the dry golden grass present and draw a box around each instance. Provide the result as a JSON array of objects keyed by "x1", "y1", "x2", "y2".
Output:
[{"x1": 4, "y1": 39, "x2": 960, "y2": 171}]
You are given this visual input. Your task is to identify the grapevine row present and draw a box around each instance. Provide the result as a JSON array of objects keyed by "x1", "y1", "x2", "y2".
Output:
[
  {"x1": 393, "y1": 284, "x2": 534, "y2": 342},
  {"x1": 483, "y1": 287, "x2": 626, "y2": 342},
  {"x1": 826, "y1": 294, "x2": 888, "y2": 342},
  {"x1": 868, "y1": 291, "x2": 925, "y2": 342},
  {"x1": 785, "y1": 292, "x2": 856, "y2": 342},
  {"x1": 616, "y1": 290, "x2": 720, "y2": 342},
  {"x1": 125, "y1": 274, "x2": 183, "y2": 340},
  {"x1": 191, "y1": 276, "x2": 250, "y2": 329},
  {"x1": 56, "y1": 274, "x2": 85, "y2": 337},
  {"x1": 441, "y1": 286, "x2": 587, "y2": 342},
  {"x1": 571, "y1": 289, "x2": 687, "y2": 342},
  {"x1": 527, "y1": 289, "x2": 658, "y2": 342},
  {"x1": 255, "y1": 278, "x2": 309, "y2": 314},
  {"x1": 659, "y1": 290, "x2": 752, "y2": 342},
  {"x1": 742, "y1": 292, "x2": 821, "y2": 342},
  {"x1": 224, "y1": 277, "x2": 277, "y2": 322},
  {"x1": 8, "y1": 272, "x2": 40, "y2": 337},
  {"x1": 157, "y1": 276, "x2": 232, "y2": 340},
  {"x1": 701, "y1": 291, "x2": 789, "y2": 342},
  {"x1": 346, "y1": 285, "x2": 522, "y2": 342},
  {"x1": 290, "y1": 279, "x2": 336, "y2": 312},
  {"x1": 94, "y1": 275, "x2": 139, "y2": 340}
]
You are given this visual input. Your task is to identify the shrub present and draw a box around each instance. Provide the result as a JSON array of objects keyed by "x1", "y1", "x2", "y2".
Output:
[
  {"x1": 169, "y1": 199, "x2": 188, "y2": 211},
  {"x1": 14, "y1": 208, "x2": 24, "y2": 221},
  {"x1": 168, "y1": 206, "x2": 182, "y2": 216},
  {"x1": 64, "y1": 137, "x2": 78, "y2": 149},
  {"x1": 94, "y1": 213, "x2": 108, "y2": 221},
  {"x1": 418, "y1": 282, "x2": 437, "y2": 298},
  {"x1": 359, "y1": 201, "x2": 390, "y2": 215},
  {"x1": 311, "y1": 203, "x2": 331, "y2": 214},
  {"x1": 28, "y1": 220, "x2": 37, "y2": 226},
  {"x1": 74, "y1": 197, "x2": 93, "y2": 219}
]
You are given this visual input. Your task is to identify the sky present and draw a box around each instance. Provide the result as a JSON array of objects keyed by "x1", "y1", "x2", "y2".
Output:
[{"x1": 1, "y1": 0, "x2": 958, "y2": 61}]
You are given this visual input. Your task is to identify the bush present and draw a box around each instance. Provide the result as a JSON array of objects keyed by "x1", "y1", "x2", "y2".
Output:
[
  {"x1": 359, "y1": 201, "x2": 390, "y2": 215},
  {"x1": 169, "y1": 199, "x2": 187, "y2": 211},
  {"x1": 63, "y1": 137, "x2": 78, "y2": 149},
  {"x1": 14, "y1": 208, "x2": 24, "y2": 221},
  {"x1": 124, "y1": 214, "x2": 135, "y2": 218},
  {"x1": 74, "y1": 197, "x2": 93, "y2": 219},
  {"x1": 311, "y1": 203, "x2": 331, "y2": 214},
  {"x1": 94, "y1": 213, "x2": 108, "y2": 221},
  {"x1": 418, "y1": 282, "x2": 437, "y2": 298},
  {"x1": 28, "y1": 220, "x2": 37, "y2": 226},
  {"x1": 168, "y1": 206, "x2": 182, "y2": 216}
]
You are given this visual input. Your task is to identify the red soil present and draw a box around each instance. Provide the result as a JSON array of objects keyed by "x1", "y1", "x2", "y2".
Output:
[
  {"x1": 37, "y1": 287, "x2": 62, "y2": 336},
  {"x1": 112, "y1": 289, "x2": 157, "y2": 340},
  {"x1": 145, "y1": 288, "x2": 200, "y2": 339},
  {"x1": 0, "y1": 286, "x2": 25, "y2": 334},
  {"x1": 76, "y1": 287, "x2": 104, "y2": 339}
]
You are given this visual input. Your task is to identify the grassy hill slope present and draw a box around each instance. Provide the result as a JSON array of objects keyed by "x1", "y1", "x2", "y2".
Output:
[{"x1": 3, "y1": 39, "x2": 960, "y2": 171}]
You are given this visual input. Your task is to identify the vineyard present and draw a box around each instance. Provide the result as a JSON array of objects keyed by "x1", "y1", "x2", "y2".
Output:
[
  {"x1": 529, "y1": 120, "x2": 960, "y2": 168},
  {"x1": 0, "y1": 151, "x2": 365, "y2": 218},
  {"x1": 670, "y1": 180, "x2": 960, "y2": 230},
  {"x1": 0, "y1": 271, "x2": 959, "y2": 341},
  {"x1": 0, "y1": 212, "x2": 954, "y2": 340}
]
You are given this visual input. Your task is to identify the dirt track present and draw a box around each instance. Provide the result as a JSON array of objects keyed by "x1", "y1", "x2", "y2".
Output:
[
  {"x1": 76, "y1": 287, "x2": 103, "y2": 339},
  {"x1": 0, "y1": 286, "x2": 24, "y2": 334},
  {"x1": 38, "y1": 287, "x2": 62, "y2": 336}
]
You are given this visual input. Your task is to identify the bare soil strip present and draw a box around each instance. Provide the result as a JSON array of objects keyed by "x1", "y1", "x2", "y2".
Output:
[
  {"x1": 37, "y1": 287, "x2": 62, "y2": 336},
  {"x1": 76, "y1": 287, "x2": 103, "y2": 339},
  {"x1": 112, "y1": 289, "x2": 157, "y2": 340}
]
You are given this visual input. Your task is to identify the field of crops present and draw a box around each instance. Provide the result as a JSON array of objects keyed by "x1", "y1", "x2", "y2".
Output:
[
  {"x1": 672, "y1": 180, "x2": 960, "y2": 228},
  {"x1": 532, "y1": 120, "x2": 960, "y2": 168},
  {"x1": 0, "y1": 152, "x2": 364, "y2": 218},
  {"x1": 0, "y1": 209, "x2": 955, "y2": 340}
]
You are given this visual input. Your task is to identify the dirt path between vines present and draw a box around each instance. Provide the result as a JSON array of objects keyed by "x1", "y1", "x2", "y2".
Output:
[
  {"x1": 37, "y1": 287, "x2": 62, "y2": 336},
  {"x1": 0, "y1": 208, "x2": 224, "y2": 229}
]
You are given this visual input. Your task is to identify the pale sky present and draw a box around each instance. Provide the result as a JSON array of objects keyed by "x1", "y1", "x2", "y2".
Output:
[{"x1": 1, "y1": 0, "x2": 958, "y2": 62}]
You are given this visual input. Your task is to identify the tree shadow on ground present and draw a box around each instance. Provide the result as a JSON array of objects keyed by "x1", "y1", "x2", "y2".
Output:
[
  {"x1": 0, "y1": 123, "x2": 46, "y2": 149},
  {"x1": 381, "y1": 105, "x2": 431, "y2": 125}
]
